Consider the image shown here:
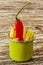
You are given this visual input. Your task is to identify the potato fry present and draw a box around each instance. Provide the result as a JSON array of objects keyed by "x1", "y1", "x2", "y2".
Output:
[
  {"x1": 24, "y1": 29, "x2": 34, "y2": 41},
  {"x1": 23, "y1": 27, "x2": 27, "y2": 40},
  {"x1": 12, "y1": 38, "x2": 19, "y2": 41},
  {"x1": 10, "y1": 26, "x2": 16, "y2": 39}
]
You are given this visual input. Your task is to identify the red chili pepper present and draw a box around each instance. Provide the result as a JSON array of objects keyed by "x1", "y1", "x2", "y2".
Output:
[
  {"x1": 13, "y1": 3, "x2": 30, "y2": 41},
  {"x1": 14, "y1": 19, "x2": 23, "y2": 41}
]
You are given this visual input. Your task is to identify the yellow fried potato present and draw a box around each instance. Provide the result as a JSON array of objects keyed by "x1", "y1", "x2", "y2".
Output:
[
  {"x1": 24, "y1": 29, "x2": 34, "y2": 41},
  {"x1": 29, "y1": 32, "x2": 34, "y2": 40},
  {"x1": 12, "y1": 38, "x2": 19, "y2": 41},
  {"x1": 23, "y1": 27, "x2": 27, "y2": 40},
  {"x1": 10, "y1": 26, "x2": 16, "y2": 39}
]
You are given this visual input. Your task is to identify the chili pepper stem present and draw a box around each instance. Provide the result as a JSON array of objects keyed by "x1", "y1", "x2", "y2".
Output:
[{"x1": 15, "y1": 2, "x2": 31, "y2": 20}]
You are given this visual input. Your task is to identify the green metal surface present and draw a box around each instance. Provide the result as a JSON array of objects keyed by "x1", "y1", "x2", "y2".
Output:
[{"x1": 9, "y1": 40, "x2": 33, "y2": 62}]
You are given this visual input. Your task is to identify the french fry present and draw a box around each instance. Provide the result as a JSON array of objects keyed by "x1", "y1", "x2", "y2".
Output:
[
  {"x1": 23, "y1": 27, "x2": 27, "y2": 40},
  {"x1": 24, "y1": 30, "x2": 32, "y2": 41},
  {"x1": 12, "y1": 38, "x2": 19, "y2": 41},
  {"x1": 10, "y1": 26, "x2": 16, "y2": 39},
  {"x1": 29, "y1": 32, "x2": 34, "y2": 40},
  {"x1": 24, "y1": 29, "x2": 34, "y2": 41}
]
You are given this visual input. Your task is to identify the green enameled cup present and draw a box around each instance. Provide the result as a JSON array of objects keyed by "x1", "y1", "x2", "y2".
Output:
[{"x1": 9, "y1": 38, "x2": 33, "y2": 62}]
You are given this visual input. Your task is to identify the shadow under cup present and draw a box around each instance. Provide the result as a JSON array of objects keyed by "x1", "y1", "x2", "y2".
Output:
[{"x1": 9, "y1": 39, "x2": 33, "y2": 62}]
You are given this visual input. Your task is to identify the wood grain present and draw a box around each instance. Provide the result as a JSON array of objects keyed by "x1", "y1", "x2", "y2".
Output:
[{"x1": 0, "y1": 0, "x2": 43, "y2": 65}]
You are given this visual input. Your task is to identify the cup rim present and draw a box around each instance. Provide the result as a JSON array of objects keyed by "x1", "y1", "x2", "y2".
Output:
[
  {"x1": 9, "y1": 38, "x2": 34, "y2": 43},
  {"x1": 8, "y1": 36, "x2": 34, "y2": 43}
]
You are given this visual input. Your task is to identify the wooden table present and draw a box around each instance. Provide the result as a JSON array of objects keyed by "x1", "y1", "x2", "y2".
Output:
[{"x1": 0, "y1": 0, "x2": 43, "y2": 65}]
